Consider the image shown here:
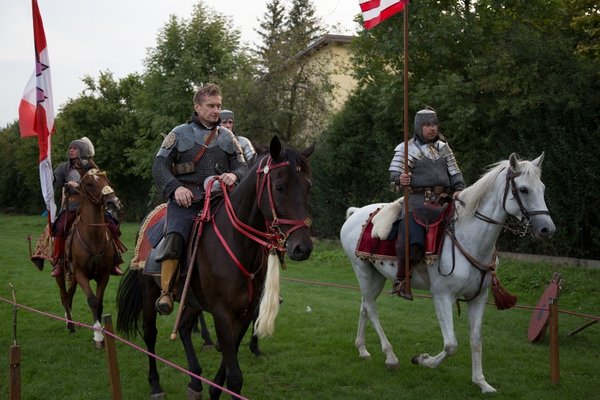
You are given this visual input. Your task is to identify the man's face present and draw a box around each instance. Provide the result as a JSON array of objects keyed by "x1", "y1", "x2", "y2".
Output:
[
  {"x1": 421, "y1": 123, "x2": 438, "y2": 142},
  {"x1": 68, "y1": 145, "x2": 81, "y2": 159},
  {"x1": 221, "y1": 118, "x2": 234, "y2": 131},
  {"x1": 194, "y1": 95, "x2": 222, "y2": 127}
]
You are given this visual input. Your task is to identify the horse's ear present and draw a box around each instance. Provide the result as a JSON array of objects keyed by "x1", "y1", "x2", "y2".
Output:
[
  {"x1": 509, "y1": 153, "x2": 520, "y2": 171},
  {"x1": 269, "y1": 136, "x2": 283, "y2": 159},
  {"x1": 532, "y1": 151, "x2": 545, "y2": 168},
  {"x1": 301, "y1": 142, "x2": 315, "y2": 158}
]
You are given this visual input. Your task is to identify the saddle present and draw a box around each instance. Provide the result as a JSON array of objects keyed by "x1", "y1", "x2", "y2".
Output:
[
  {"x1": 131, "y1": 193, "x2": 225, "y2": 276},
  {"x1": 356, "y1": 201, "x2": 454, "y2": 262}
]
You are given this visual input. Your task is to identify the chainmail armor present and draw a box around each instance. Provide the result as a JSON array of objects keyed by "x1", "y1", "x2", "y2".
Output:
[
  {"x1": 152, "y1": 122, "x2": 247, "y2": 201},
  {"x1": 389, "y1": 138, "x2": 465, "y2": 193}
]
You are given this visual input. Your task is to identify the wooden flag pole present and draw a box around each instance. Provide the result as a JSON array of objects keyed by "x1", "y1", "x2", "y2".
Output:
[
  {"x1": 9, "y1": 284, "x2": 21, "y2": 400},
  {"x1": 402, "y1": 2, "x2": 411, "y2": 294}
]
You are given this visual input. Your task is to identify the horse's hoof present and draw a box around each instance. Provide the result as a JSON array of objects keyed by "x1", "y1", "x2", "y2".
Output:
[
  {"x1": 411, "y1": 355, "x2": 420, "y2": 365},
  {"x1": 95, "y1": 340, "x2": 105, "y2": 349},
  {"x1": 187, "y1": 386, "x2": 202, "y2": 400},
  {"x1": 385, "y1": 361, "x2": 400, "y2": 369},
  {"x1": 150, "y1": 392, "x2": 166, "y2": 400},
  {"x1": 202, "y1": 343, "x2": 215, "y2": 351}
]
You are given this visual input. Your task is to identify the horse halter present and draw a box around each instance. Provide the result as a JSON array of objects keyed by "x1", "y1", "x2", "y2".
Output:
[
  {"x1": 78, "y1": 169, "x2": 115, "y2": 206},
  {"x1": 255, "y1": 155, "x2": 312, "y2": 250},
  {"x1": 476, "y1": 167, "x2": 551, "y2": 237}
]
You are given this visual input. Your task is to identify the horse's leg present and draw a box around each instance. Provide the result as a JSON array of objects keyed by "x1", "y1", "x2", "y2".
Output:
[
  {"x1": 142, "y1": 289, "x2": 164, "y2": 398},
  {"x1": 75, "y1": 270, "x2": 105, "y2": 347},
  {"x1": 92, "y1": 273, "x2": 110, "y2": 347},
  {"x1": 467, "y1": 292, "x2": 496, "y2": 393},
  {"x1": 353, "y1": 260, "x2": 399, "y2": 367},
  {"x1": 412, "y1": 294, "x2": 458, "y2": 368},
  {"x1": 209, "y1": 311, "x2": 245, "y2": 399},
  {"x1": 197, "y1": 311, "x2": 215, "y2": 348},
  {"x1": 179, "y1": 307, "x2": 204, "y2": 399},
  {"x1": 56, "y1": 275, "x2": 76, "y2": 333}
]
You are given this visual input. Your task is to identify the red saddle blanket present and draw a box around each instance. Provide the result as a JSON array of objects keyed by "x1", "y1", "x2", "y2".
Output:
[
  {"x1": 355, "y1": 205, "x2": 453, "y2": 262},
  {"x1": 131, "y1": 203, "x2": 167, "y2": 270},
  {"x1": 355, "y1": 208, "x2": 397, "y2": 261}
]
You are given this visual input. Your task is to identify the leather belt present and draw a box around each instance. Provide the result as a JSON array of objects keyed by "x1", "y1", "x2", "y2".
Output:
[{"x1": 410, "y1": 186, "x2": 448, "y2": 195}]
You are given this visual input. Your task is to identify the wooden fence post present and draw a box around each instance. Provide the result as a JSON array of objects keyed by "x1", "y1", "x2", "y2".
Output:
[
  {"x1": 102, "y1": 314, "x2": 122, "y2": 400},
  {"x1": 549, "y1": 298, "x2": 560, "y2": 384},
  {"x1": 9, "y1": 344, "x2": 21, "y2": 400}
]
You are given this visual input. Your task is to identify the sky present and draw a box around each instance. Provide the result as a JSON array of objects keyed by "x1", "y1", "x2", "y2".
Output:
[{"x1": 0, "y1": 0, "x2": 360, "y2": 128}]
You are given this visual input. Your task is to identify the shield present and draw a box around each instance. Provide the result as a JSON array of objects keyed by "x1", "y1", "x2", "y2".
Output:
[{"x1": 527, "y1": 273, "x2": 562, "y2": 343}]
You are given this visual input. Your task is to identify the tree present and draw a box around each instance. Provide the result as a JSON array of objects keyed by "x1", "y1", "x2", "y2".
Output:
[
  {"x1": 313, "y1": 0, "x2": 600, "y2": 259},
  {"x1": 245, "y1": 0, "x2": 332, "y2": 147},
  {"x1": 129, "y1": 2, "x2": 246, "y2": 181}
]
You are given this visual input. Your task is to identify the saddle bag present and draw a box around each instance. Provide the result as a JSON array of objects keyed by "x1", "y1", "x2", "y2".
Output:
[{"x1": 412, "y1": 201, "x2": 452, "y2": 258}]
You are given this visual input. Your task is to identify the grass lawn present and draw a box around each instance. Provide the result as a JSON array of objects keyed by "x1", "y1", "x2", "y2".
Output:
[{"x1": 0, "y1": 213, "x2": 599, "y2": 399}]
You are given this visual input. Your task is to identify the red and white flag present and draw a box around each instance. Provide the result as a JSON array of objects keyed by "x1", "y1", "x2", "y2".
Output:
[
  {"x1": 19, "y1": 0, "x2": 57, "y2": 223},
  {"x1": 359, "y1": 0, "x2": 408, "y2": 29}
]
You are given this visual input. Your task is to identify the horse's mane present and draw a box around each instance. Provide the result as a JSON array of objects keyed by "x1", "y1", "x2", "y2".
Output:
[{"x1": 457, "y1": 157, "x2": 541, "y2": 218}]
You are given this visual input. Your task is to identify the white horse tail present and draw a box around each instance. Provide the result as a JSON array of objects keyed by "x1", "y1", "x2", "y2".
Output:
[
  {"x1": 346, "y1": 207, "x2": 359, "y2": 220},
  {"x1": 254, "y1": 251, "x2": 281, "y2": 338}
]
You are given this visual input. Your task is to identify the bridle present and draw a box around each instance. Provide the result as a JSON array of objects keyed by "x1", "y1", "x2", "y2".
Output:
[
  {"x1": 474, "y1": 167, "x2": 551, "y2": 237},
  {"x1": 446, "y1": 165, "x2": 551, "y2": 302},
  {"x1": 78, "y1": 169, "x2": 116, "y2": 209},
  {"x1": 72, "y1": 169, "x2": 114, "y2": 258},
  {"x1": 201, "y1": 154, "x2": 311, "y2": 300}
]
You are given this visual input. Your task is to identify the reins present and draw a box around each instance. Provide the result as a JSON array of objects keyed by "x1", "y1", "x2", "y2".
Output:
[
  {"x1": 475, "y1": 167, "x2": 551, "y2": 237},
  {"x1": 199, "y1": 154, "x2": 312, "y2": 301},
  {"x1": 444, "y1": 166, "x2": 549, "y2": 307}
]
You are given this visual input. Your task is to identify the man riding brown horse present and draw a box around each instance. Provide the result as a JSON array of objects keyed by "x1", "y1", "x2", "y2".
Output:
[
  {"x1": 31, "y1": 136, "x2": 124, "y2": 277},
  {"x1": 151, "y1": 83, "x2": 247, "y2": 315}
]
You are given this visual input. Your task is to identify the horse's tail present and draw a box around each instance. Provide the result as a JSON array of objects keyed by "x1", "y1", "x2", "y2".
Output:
[
  {"x1": 116, "y1": 267, "x2": 144, "y2": 339},
  {"x1": 346, "y1": 207, "x2": 359, "y2": 220},
  {"x1": 254, "y1": 252, "x2": 281, "y2": 338}
]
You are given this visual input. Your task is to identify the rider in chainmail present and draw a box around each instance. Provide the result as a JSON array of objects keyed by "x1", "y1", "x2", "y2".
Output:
[
  {"x1": 388, "y1": 107, "x2": 465, "y2": 300},
  {"x1": 37, "y1": 137, "x2": 124, "y2": 277},
  {"x1": 220, "y1": 109, "x2": 256, "y2": 163},
  {"x1": 152, "y1": 83, "x2": 247, "y2": 315}
]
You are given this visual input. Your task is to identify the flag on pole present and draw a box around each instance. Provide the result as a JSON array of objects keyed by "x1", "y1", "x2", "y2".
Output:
[
  {"x1": 18, "y1": 0, "x2": 57, "y2": 223},
  {"x1": 359, "y1": 0, "x2": 408, "y2": 29}
]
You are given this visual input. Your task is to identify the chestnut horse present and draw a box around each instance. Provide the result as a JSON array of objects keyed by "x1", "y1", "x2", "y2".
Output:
[
  {"x1": 56, "y1": 168, "x2": 122, "y2": 347},
  {"x1": 117, "y1": 136, "x2": 314, "y2": 399}
]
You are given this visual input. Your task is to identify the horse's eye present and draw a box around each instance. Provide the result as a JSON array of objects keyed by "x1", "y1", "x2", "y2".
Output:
[
  {"x1": 275, "y1": 183, "x2": 284, "y2": 193},
  {"x1": 519, "y1": 187, "x2": 528, "y2": 194}
]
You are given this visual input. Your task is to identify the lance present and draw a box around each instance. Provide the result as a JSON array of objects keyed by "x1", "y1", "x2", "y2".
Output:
[{"x1": 402, "y1": 3, "x2": 411, "y2": 294}]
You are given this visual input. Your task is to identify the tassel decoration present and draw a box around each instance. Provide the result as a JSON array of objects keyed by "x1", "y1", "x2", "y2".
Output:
[{"x1": 491, "y1": 272, "x2": 517, "y2": 310}]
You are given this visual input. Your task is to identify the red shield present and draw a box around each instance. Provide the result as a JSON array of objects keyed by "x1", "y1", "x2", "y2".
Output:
[{"x1": 527, "y1": 280, "x2": 560, "y2": 343}]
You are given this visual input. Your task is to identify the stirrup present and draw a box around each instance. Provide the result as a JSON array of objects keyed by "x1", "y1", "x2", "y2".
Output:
[
  {"x1": 391, "y1": 279, "x2": 413, "y2": 301},
  {"x1": 51, "y1": 259, "x2": 64, "y2": 277},
  {"x1": 155, "y1": 292, "x2": 173, "y2": 315}
]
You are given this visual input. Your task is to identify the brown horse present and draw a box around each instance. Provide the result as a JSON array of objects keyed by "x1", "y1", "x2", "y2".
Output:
[
  {"x1": 56, "y1": 168, "x2": 122, "y2": 347},
  {"x1": 117, "y1": 136, "x2": 314, "y2": 399}
]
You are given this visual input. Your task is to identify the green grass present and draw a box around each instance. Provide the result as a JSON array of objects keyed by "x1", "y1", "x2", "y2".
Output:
[{"x1": 0, "y1": 214, "x2": 599, "y2": 399}]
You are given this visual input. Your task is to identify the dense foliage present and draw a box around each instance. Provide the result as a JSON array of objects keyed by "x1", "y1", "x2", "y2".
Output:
[
  {"x1": 313, "y1": 0, "x2": 600, "y2": 259},
  {"x1": 1, "y1": 0, "x2": 598, "y2": 258}
]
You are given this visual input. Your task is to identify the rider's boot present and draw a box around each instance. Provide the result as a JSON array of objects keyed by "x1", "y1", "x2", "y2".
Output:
[
  {"x1": 110, "y1": 248, "x2": 124, "y2": 276},
  {"x1": 155, "y1": 259, "x2": 178, "y2": 315},
  {"x1": 51, "y1": 237, "x2": 66, "y2": 277},
  {"x1": 391, "y1": 261, "x2": 413, "y2": 301}
]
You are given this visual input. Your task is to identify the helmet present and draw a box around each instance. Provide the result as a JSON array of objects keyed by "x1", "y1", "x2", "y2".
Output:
[
  {"x1": 69, "y1": 136, "x2": 95, "y2": 159},
  {"x1": 220, "y1": 109, "x2": 234, "y2": 121}
]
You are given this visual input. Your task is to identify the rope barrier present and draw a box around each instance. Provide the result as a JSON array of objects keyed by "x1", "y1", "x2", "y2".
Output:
[
  {"x1": 0, "y1": 294, "x2": 249, "y2": 400},
  {"x1": 280, "y1": 276, "x2": 600, "y2": 321}
]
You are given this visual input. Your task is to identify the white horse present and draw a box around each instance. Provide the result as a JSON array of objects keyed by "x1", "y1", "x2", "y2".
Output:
[{"x1": 340, "y1": 153, "x2": 556, "y2": 393}]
